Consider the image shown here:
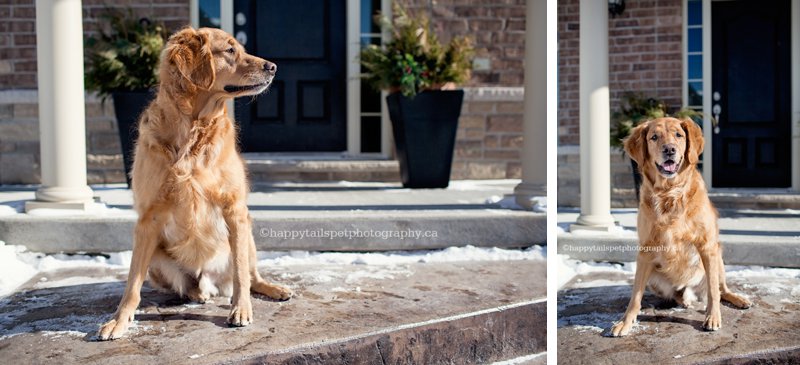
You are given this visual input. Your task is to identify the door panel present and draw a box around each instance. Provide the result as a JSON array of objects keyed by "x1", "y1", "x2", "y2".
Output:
[
  {"x1": 233, "y1": 0, "x2": 347, "y2": 152},
  {"x1": 711, "y1": 0, "x2": 791, "y2": 187}
]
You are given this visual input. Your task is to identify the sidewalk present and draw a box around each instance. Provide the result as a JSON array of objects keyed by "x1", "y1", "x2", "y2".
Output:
[
  {"x1": 0, "y1": 180, "x2": 545, "y2": 253},
  {"x1": 557, "y1": 208, "x2": 800, "y2": 268}
]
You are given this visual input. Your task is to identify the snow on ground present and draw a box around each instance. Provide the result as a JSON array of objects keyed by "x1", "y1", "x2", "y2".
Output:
[
  {"x1": 25, "y1": 202, "x2": 135, "y2": 217},
  {"x1": 485, "y1": 195, "x2": 547, "y2": 213},
  {"x1": 0, "y1": 242, "x2": 543, "y2": 298}
]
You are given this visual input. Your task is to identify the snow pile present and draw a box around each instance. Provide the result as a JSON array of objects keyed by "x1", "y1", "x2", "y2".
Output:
[
  {"x1": 485, "y1": 195, "x2": 547, "y2": 213},
  {"x1": 0, "y1": 204, "x2": 20, "y2": 216},
  {"x1": 256, "y1": 245, "x2": 545, "y2": 267},
  {"x1": 0, "y1": 244, "x2": 38, "y2": 297},
  {"x1": 557, "y1": 254, "x2": 634, "y2": 289},
  {"x1": 0, "y1": 243, "x2": 542, "y2": 298},
  {"x1": 0, "y1": 241, "x2": 131, "y2": 297}
]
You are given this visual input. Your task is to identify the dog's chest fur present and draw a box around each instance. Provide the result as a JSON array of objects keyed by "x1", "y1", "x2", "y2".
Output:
[
  {"x1": 641, "y1": 180, "x2": 709, "y2": 288},
  {"x1": 159, "y1": 116, "x2": 236, "y2": 269}
]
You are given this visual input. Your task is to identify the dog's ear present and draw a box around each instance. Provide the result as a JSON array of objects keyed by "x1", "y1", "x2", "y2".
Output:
[
  {"x1": 165, "y1": 27, "x2": 215, "y2": 91},
  {"x1": 681, "y1": 118, "x2": 704, "y2": 165},
  {"x1": 624, "y1": 121, "x2": 649, "y2": 166}
]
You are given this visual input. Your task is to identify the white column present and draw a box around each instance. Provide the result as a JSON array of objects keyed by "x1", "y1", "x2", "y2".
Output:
[
  {"x1": 514, "y1": 0, "x2": 547, "y2": 209},
  {"x1": 792, "y1": 0, "x2": 800, "y2": 191},
  {"x1": 572, "y1": 0, "x2": 615, "y2": 231},
  {"x1": 26, "y1": 0, "x2": 94, "y2": 211}
]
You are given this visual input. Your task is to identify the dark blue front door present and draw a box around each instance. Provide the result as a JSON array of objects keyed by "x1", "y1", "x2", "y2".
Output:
[
  {"x1": 234, "y1": 0, "x2": 347, "y2": 152},
  {"x1": 711, "y1": 0, "x2": 791, "y2": 187}
]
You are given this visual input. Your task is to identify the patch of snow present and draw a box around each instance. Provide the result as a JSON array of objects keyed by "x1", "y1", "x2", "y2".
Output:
[
  {"x1": 0, "y1": 242, "x2": 129, "y2": 297},
  {"x1": 486, "y1": 195, "x2": 522, "y2": 209},
  {"x1": 189, "y1": 354, "x2": 204, "y2": 359},
  {"x1": 557, "y1": 254, "x2": 634, "y2": 289},
  {"x1": 725, "y1": 265, "x2": 800, "y2": 279},
  {"x1": 0, "y1": 243, "x2": 38, "y2": 297},
  {"x1": 0, "y1": 204, "x2": 20, "y2": 216},
  {"x1": 33, "y1": 276, "x2": 119, "y2": 289},
  {"x1": 257, "y1": 245, "x2": 545, "y2": 268},
  {"x1": 25, "y1": 202, "x2": 135, "y2": 217},
  {"x1": 489, "y1": 352, "x2": 545, "y2": 365},
  {"x1": 41, "y1": 330, "x2": 85, "y2": 338},
  {"x1": 446, "y1": 179, "x2": 520, "y2": 191}
]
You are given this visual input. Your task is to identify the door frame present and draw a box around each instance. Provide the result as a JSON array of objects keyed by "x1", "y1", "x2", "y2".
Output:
[
  {"x1": 190, "y1": 0, "x2": 393, "y2": 157},
  {"x1": 686, "y1": 0, "x2": 800, "y2": 190}
]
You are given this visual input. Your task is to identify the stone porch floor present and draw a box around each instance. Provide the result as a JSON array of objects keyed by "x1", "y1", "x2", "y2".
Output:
[{"x1": 0, "y1": 253, "x2": 546, "y2": 364}]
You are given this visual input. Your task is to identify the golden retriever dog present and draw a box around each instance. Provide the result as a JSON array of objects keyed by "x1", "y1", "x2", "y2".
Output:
[
  {"x1": 98, "y1": 27, "x2": 292, "y2": 341},
  {"x1": 610, "y1": 117, "x2": 751, "y2": 337}
]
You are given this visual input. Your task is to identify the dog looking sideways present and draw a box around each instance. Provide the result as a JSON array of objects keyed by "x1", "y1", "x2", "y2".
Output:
[
  {"x1": 610, "y1": 117, "x2": 751, "y2": 337},
  {"x1": 98, "y1": 27, "x2": 292, "y2": 341}
]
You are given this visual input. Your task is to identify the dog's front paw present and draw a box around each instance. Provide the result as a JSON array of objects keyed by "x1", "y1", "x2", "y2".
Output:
[
  {"x1": 97, "y1": 315, "x2": 132, "y2": 341},
  {"x1": 228, "y1": 300, "x2": 253, "y2": 327},
  {"x1": 703, "y1": 310, "x2": 721, "y2": 331},
  {"x1": 610, "y1": 321, "x2": 633, "y2": 337}
]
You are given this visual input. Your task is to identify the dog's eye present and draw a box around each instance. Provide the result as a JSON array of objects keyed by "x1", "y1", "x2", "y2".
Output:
[
  {"x1": 226, "y1": 47, "x2": 235, "y2": 54},
  {"x1": 650, "y1": 135, "x2": 658, "y2": 141},
  {"x1": 676, "y1": 132, "x2": 683, "y2": 138}
]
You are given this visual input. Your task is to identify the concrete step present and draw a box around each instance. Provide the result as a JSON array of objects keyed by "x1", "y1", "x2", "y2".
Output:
[
  {"x1": 244, "y1": 153, "x2": 400, "y2": 183},
  {"x1": 0, "y1": 181, "x2": 545, "y2": 253},
  {"x1": 557, "y1": 209, "x2": 800, "y2": 268},
  {"x1": 558, "y1": 270, "x2": 800, "y2": 364},
  {"x1": 0, "y1": 258, "x2": 546, "y2": 365},
  {"x1": 611, "y1": 188, "x2": 800, "y2": 209}
]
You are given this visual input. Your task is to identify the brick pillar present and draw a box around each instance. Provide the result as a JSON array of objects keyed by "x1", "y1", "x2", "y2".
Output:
[
  {"x1": 26, "y1": 0, "x2": 94, "y2": 211},
  {"x1": 514, "y1": 0, "x2": 547, "y2": 209},
  {"x1": 571, "y1": 0, "x2": 615, "y2": 231}
]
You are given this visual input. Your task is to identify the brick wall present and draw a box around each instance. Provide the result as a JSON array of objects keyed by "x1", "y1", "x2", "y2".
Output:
[
  {"x1": 0, "y1": 0, "x2": 190, "y2": 89},
  {"x1": 0, "y1": 0, "x2": 189, "y2": 184},
  {"x1": 0, "y1": 92, "x2": 126, "y2": 184},
  {"x1": 403, "y1": 0, "x2": 527, "y2": 180},
  {"x1": 0, "y1": 1, "x2": 525, "y2": 184},
  {"x1": 451, "y1": 88, "x2": 523, "y2": 180},
  {"x1": 402, "y1": 0, "x2": 526, "y2": 87},
  {"x1": 558, "y1": 0, "x2": 683, "y2": 145}
]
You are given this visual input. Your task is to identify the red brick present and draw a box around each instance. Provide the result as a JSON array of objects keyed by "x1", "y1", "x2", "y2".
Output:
[{"x1": 487, "y1": 116, "x2": 522, "y2": 132}]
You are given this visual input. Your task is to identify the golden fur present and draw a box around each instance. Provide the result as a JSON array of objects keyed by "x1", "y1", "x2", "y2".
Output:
[
  {"x1": 98, "y1": 27, "x2": 292, "y2": 341},
  {"x1": 610, "y1": 117, "x2": 751, "y2": 337}
]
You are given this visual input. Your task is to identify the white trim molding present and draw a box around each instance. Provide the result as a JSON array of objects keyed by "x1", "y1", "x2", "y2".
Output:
[{"x1": 701, "y1": 0, "x2": 713, "y2": 187}]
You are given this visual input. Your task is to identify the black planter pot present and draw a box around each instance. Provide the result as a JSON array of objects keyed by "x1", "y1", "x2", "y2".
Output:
[
  {"x1": 111, "y1": 90, "x2": 153, "y2": 188},
  {"x1": 386, "y1": 90, "x2": 464, "y2": 189},
  {"x1": 630, "y1": 158, "x2": 642, "y2": 203}
]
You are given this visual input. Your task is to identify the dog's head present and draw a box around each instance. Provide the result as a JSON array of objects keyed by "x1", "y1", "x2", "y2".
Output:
[
  {"x1": 624, "y1": 117, "x2": 704, "y2": 180},
  {"x1": 160, "y1": 27, "x2": 276, "y2": 102}
]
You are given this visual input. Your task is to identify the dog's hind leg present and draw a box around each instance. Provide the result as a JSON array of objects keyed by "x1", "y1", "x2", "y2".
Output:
[
  {"x1": 717, "y1": 255, "x2": 752, "y2": 309},
  {"x1": 247, "y1": 230, "x2": 293, "y2": 300}
]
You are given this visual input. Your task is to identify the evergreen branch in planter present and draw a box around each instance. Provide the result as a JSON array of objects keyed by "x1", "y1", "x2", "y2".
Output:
[
  {"x1": 610, "y1": 92, "x2": 706, "y2": 150},
  {"x1": 84, "y1": 9, "x2": 168, "y2": 99},
  {"x1": 359, "y1": 2, "x2": 474, "y2": 98}
]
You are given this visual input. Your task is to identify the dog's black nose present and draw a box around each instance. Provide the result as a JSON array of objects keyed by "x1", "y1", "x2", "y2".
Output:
[
  {"x1": 264, "y1": 62, "x2": 277, "y2": 75},
  {"x1": 663, "y1": 144, "x2": 677, "y2": 156}
]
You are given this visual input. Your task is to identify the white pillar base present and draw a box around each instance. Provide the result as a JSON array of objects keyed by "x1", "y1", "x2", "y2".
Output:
[
  {"x1": 514, "y1": 182, "x2": 546, "y2": 210},
  {"x1": 571, "y1": 213, "x2": 617, "y2": 232},
  {"x1": 26, "y1": 185, "x2": 95, "y2": 212}
]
